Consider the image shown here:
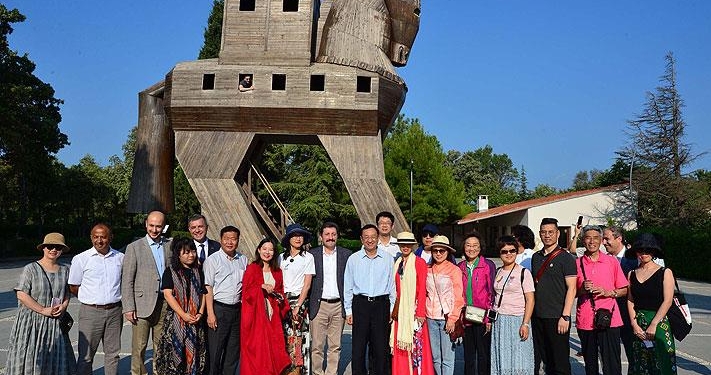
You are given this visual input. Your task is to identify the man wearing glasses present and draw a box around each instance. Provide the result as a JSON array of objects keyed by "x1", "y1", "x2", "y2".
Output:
[
  {"x1": 530, "y1": 218, "x2": 577, "y2": 375},
  {"x1": 344, "y1": 224, "x2": 396, "y2": 375},
  {"x1": 375, "y1": 211, "x2": 400, "y2": 258}
]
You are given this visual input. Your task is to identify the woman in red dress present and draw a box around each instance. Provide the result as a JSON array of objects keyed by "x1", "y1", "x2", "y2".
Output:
[
  {"x1": 391, "y1": 232, "x2": 435, "y2": 375},
  {"x1": 240, "y1": 238, "x2": 291, "y2": 375}
]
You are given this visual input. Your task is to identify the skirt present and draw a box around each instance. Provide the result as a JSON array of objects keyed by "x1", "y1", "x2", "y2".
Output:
[
  {"x1": 491, "y1": 314, "x2": 534, "y2": 375},
  {"x1": 630, "y1": 309, "x2": 677, "y2": 375}
]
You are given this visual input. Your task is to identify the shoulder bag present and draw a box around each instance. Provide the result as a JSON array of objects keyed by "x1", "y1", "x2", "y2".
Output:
[
  {"x1": 36, "y1": 262, "x2": 74, "y2": 334},
  {"x1": 534, "y1": 248, "x2": 563, "y2": 283},
  {"x1": 664, "y1": 268, "x2": 692, "y2": 341}
]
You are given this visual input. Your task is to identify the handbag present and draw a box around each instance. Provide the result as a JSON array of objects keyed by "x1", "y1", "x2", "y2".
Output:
[
  {"x1": 666, "y1": 271, "x2": 692, "y2": 341},
  {"x1": 579, "y1": 257, "x2": 613, "y2": 330},
  {"x1": 444, "y1": 309, "x2": 465, "y2": 342},
  {"x1": 464, "y1": 305, "x2": 486, "y2": 324},
  {"x1": 36, "y1": 262, "x2": 74, "y2": 334}
]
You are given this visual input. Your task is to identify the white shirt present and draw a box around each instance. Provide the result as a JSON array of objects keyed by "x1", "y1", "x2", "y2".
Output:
[
  {"x1": 515, "y1": 248, "x2": 535, "y2": 271},
  {"x1": 321, "y1": 250, "x2": 340, "y2": 299},
  {"x1": 378, "y1": 236, "x2": 400, "y2": 258},
  {"x1": 194, "y1": 239, "x2": 208, "y2": 261},
  {"x1": 204, "y1": 249, "x2": 249, "y2": 304},
  {"x1": 68, "y1": 247, "x2": 124, "y2": 305},
  {"x1": 280, "y1": 251, "x2": 316, "y2": 294}
]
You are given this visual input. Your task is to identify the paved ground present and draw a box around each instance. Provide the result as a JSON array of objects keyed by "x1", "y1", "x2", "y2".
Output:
[{"x1": 0, "y1": 258, "x2": 709, "y2": 374}]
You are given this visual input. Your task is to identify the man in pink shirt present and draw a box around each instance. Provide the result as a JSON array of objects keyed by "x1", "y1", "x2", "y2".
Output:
[{"x1": 575, "y1": 225, "x2": 628, "y2": 375}]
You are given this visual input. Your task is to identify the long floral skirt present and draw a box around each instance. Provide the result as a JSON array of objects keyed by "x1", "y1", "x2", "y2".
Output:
[
  {"x1": 284, "y1": 296, "x2": 310, "y2": 374},
  {"x1": 630, "y1": 310, "x2": 676, "y2": 375}
]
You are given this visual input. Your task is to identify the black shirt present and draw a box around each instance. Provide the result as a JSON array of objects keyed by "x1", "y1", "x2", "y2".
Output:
[{"x1": 530, "y1": 247, "x2": 577, "y2": 318}]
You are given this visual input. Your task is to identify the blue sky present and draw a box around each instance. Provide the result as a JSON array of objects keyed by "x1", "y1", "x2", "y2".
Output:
[{"x1": 6, "y1": 1, "x2": 711, "y2": 189}]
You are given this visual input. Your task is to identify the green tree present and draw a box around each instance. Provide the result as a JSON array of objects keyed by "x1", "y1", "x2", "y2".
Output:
[
  {"x1": 384, "y1": 116, "x2": 469, "y2": 226},
  {"x1": 198, "y1": 0, "x2": 224, "y2": 59},
  {"x1": 0, "y1": 6, "x2": 68, "y2": 226},
  {"x1": 518, "y1": 165, "x2": 530, "y2": 200},
  {"x1": 445, "y1": 145, "x2": 520, "y2": 207},
  {"x1": 530, "y1": 184, "x2": 559, "y2": 199},
  {"x1": 258, "y1": 144, "x2": 358, "y2": 233},
  {"x1": 619, "y1": 52, "x2": 707, "y2": 227}
]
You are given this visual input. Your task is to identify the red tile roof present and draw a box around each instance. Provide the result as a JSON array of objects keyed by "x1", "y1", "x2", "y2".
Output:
[{"x1": 457, "y1": 184, "x2": 629, "y2": 225}]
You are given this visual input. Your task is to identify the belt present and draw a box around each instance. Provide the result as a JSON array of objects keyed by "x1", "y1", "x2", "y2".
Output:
[
  {"x1": 354, "y1": 294, "x2": 388, "y2": 302},
  {"x1": 320, "y1": 298, "x2": 341, "y2": 303},
  {"x1": 214, "y1": 300, "x2": 242, "y2": 308},
  {"x1": 82, "y1": 302, "x2": 121, "y2": 310}
]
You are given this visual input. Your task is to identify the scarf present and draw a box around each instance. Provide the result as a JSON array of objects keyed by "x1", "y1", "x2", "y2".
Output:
[
  {"x1": 390, "y1": 255, "x2": 417, "y2": 353},
  {"x1": 169, "y1": 266, "x2": 203, "y2": 374}
]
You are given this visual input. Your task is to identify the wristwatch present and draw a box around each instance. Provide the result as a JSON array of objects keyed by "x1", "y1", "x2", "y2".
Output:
[{"x1": 561, "y1": 315, "x2": 571, "y2": 322}]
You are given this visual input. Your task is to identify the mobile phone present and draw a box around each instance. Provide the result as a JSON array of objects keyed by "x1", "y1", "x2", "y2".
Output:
[{"x1": 577, "y1": 216, "x2": 583, "y2": 226}]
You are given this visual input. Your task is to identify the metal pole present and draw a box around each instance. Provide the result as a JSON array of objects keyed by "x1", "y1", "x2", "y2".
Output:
[{"x1": 410, "y1": 159, "x2": 414, "y2": 230}]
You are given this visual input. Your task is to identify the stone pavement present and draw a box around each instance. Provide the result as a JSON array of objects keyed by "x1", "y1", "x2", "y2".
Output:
[{"x1": 0, "y1": 258, "x2": 709, "y2": 374}]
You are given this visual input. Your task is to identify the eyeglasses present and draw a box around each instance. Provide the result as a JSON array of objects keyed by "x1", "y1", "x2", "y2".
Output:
[
  {"x1": 431, "y1": 249, "x2": 448, "y2": 254},
  {"x1": 500, "y1": 249, "x2": 518, "y2": 255},
  {"x1": 423, "y1": 233, "x2": 435, "y2": 238}
]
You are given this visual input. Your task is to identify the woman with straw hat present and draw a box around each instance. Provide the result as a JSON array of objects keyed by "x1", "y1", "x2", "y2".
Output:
[
  {"x1": 425, "y1": 235, "x2": 464, "y2": 375},
  {"x1": 391, "y1": 231, "x2": 434, "y2": 375},
  {"x1": 5, "y1": 233, "x2": 76, "y2": 375}
]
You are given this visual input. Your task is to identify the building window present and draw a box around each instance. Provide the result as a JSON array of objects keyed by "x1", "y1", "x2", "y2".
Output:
[
  {"x1": 283, "y1": 0, "x2": 298, "y2": 12},
  {"x1": 202, "y1": 74, "x2": 215, "y2": 90},
  {"x1": 310, "y1": 74, "x2": 325, "y2": 91},
  {"x1": 240, "y1": 0, "x2": 256, "y2": 11},
  {"x1": 356, "y1": 76, "x2": 371, "y2": 93},
  {"x1": 272, "y1": 74, "x2": 287, "y2": 90}
]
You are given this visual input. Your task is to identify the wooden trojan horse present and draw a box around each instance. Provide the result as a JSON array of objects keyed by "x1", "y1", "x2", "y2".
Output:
[{"x1": 127, "y1": 0, "x2": 421, "y2": 253}]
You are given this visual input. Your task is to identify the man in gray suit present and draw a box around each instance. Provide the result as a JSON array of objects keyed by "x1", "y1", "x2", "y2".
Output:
[
  {"x1": 309, "y1": 222, "x2": 351, "y2": 375},
  {"x1": 121, "y1": 210, "x2": 172, "y2": 375}
]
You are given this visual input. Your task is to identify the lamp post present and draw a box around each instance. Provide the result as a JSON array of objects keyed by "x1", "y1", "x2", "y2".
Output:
[{"x1": 410, "y1": 159, "x2": 414, "y2": 230}]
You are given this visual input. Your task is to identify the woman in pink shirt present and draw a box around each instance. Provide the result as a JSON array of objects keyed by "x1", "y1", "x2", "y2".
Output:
[
  {"x1": 490, "y1": 235, "x2": 535, "y2": 375},
  {"x1": 425, "y1": 235, "x2": 464, "y2": 375}
]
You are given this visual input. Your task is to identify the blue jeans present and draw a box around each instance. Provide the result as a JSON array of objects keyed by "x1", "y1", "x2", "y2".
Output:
[{"x1": 428, "y1": 318, "x2": 456, "y2": 375}]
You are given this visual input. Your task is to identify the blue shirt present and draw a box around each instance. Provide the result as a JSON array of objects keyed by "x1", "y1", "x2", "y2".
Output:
[
  {"x1": 146, "y1": 235, "x2": 165, "y2": 278},
  {"x1": 343, "y1": 248, "x2": 396, "y2": 316}
]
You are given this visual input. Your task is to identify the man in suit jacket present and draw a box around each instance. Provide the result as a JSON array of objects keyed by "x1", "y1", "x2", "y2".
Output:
[
  {"x1": 121, "y1": 210, "x2": 172, "y2": 375},
  {"x1": 188, "y1": 213, "x2": 221, "y2": 266},
  {"x1": 309, "y1": 222, "x2": 351, "y2": 375}
]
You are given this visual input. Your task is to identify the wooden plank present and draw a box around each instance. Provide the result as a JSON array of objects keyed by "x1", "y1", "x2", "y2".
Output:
[
  {"x1": 175, "y1": 131, "x2": 255, "y2": 179},
  {"x1": 127, "y1": 87, "x2": 174, "y2": 213},
  {"x1": 319, "y1": 134, "x2": 409, "y2": 232},
  {"x1": 169, "y1": 107, "x2": 380, "y2": 135}
]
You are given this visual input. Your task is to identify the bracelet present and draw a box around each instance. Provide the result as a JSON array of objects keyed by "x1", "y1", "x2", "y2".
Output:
[{"x1": 521, "y1": 322, "x2": 530, "y2": 328}]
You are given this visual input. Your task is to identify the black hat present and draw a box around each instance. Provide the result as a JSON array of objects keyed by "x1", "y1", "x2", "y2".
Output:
[
  {"x1": 626, "y1": 233, "x2": 664, "y2": 259},
  {"x1": 281, "y1": 223, "x2": 312, "y2": 249},
  {"x1": 422, "y1": 223, "x2": 439, "y2": 236}
]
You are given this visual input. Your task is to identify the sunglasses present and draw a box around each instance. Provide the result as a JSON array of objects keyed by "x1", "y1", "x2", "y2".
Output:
[
  {"x1": 431, "y1": 249, "x2": 448, "y2": 254},
  {"x1": 423, "y1": 232, "x2": 436, "y2": 238},
  {"x1": 45, "y1": 245, "x2": 64, "y2": 251},
  {"x1": 500, "y1": 249, "x2": 518, "y2": 255}
]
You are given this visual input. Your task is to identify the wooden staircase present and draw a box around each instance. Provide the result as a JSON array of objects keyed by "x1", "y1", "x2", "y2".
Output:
[{"x1": 243, "y1": 162, "x2": 293, "y2": 240}]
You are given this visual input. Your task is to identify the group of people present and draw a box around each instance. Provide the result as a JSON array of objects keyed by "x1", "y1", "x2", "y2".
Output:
[{"x1": 4, "y1": 210, "x2": 680, "y2": 375}]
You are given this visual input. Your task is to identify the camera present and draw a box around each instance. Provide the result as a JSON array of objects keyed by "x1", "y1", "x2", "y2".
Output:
[{"x1": 487, "y1": 309, "x2": 498, "y2": 322}]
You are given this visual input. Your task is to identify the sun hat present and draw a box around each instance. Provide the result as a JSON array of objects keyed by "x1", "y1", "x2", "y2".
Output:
[
  {"x1": 394, "y1": 232, "x2": 418, "y2": 245},
  {"x1": 281, "y1": 223, "x2": 312, "y2": 249},
  {"x1": 429, "y1": 235, "x2": 456, "y2": 253},
  {"x1": 36, "y1": 232, "x2": 69, "y2": 251},
  {"x1": 626, "y1": 233, "x2": 664, "y2": 259}
]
